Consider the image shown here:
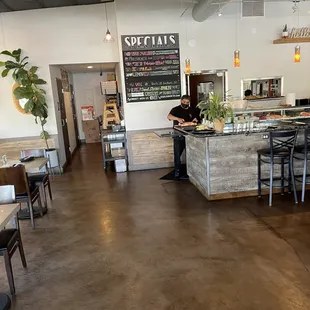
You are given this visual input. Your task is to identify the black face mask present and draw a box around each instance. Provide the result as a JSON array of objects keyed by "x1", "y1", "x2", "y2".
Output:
[{"x1": 181, "y1": 104, "x2": 189, "y2": 109}]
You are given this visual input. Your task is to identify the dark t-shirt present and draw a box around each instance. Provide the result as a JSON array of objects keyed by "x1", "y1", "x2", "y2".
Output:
[{"x1": 169, "y1": 105, "x2": 200, "y2": 125}]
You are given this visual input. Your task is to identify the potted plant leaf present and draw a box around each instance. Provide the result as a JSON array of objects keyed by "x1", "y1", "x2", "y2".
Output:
[
  {"x1": 197, "y1": 93, "x2": 232, "y2": 132},
  {"x1": 0, "y1": 48, "x2": 58, "y2": 167}
]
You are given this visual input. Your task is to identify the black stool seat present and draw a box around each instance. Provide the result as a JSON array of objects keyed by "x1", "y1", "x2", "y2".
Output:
[
  {"x1": 0, "y1": 293, "x2": 11, "y2": 310},
  {"x1": 15, "y1": 185, "x2": 39, "y2": 200},
  {"x1": 0, "y1": 230, "x2": 18, "y2": 251},
  {"x1": 294, "y1": 144, "x2": 310, "y2": 153},
  {"x1": 257, "y1": 148, "x2": 290, "y2": 157},
  {"x1": 28, "y1": 174, "x2": 48, "y2": 183}
]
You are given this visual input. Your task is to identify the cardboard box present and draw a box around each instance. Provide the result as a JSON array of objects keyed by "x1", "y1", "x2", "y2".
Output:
[
  {"x1": 107, "y1": 73, "x2": 116, "y2": 81},
  {"x1": 82, "y1": 120, "x2": 100, "y2": 143},
  {"x1": 115, "y1": 159, "x2": 127, "y2": 173}
]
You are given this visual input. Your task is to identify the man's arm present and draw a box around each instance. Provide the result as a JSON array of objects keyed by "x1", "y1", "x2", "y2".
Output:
[{"x1": 167, "y1": 113, "x2": 184, "y2": 124}]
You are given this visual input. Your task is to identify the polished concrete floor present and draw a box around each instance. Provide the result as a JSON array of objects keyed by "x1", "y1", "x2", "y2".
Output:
[{"x1": 2, "y1": 143, "x2": 310, "y2": 309}]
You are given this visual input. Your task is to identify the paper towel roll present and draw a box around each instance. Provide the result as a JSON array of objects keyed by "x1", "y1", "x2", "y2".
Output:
[{"x1": 286, "y1": 93, "x2": 296, "y2": 106}]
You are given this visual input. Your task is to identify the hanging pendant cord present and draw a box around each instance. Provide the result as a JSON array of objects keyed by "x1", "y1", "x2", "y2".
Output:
[{"x1": 105, "y1": 3, "x2": 109, "y2": 29}]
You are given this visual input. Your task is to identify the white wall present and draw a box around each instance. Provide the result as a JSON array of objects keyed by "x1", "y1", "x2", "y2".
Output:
[
  {"x1": 2, "y1": 1, "x2": 310, "y2": 139},
  {"x1": 72, "y1": 72, "x2": 114, "y2": 140},
  {"x1": 116, "y1": 0, "x2": 310, "y2": 131},
  {"x1": 0, "y1": 3, "x2": 119, "y2": 139}
]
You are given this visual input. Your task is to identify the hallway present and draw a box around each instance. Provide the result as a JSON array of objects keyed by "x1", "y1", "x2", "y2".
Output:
[{"x1": 3, "y1": 143, "x2": 310, "y2": 309}]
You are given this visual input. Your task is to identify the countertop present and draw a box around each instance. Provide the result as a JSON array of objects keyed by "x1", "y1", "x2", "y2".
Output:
[{"x1": 174, "y1": 120, "x2": 308, "y2": 138}]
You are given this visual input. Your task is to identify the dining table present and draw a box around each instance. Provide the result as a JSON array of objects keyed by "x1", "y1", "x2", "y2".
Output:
[
  {"x1": 0, "y1": 203, "x2": 21, "y2": 309},
  {"x1": 1, "y1": 157, "x2": 49, "y2": 174}
]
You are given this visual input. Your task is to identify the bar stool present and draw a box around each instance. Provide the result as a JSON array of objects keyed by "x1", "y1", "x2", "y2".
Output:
[
  {"x1": 294, "y1": 126, "x2": 310, "y2": 202},
  {"x1": 257, "y1": 130, "x2": 298, "y2": 207}
]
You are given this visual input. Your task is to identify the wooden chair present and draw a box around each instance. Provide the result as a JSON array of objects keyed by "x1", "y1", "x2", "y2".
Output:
[
  {"x1": 21, "y1": 149, "x2": 53, "y2": 206},
  {"x1": 0, "y1": 185, "x2": 27, "y2": 295},
  {"x1": 0, "y1": 166, "x2": 43, "y2": 228}
]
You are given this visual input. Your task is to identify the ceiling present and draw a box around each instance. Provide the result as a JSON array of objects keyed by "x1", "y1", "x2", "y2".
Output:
[
  {"x1": 0, "y1": 0, "x2": 114, "y2": 13},
  {"x1": 61, "y1": 62, "x2": 117, "y2": 73}
]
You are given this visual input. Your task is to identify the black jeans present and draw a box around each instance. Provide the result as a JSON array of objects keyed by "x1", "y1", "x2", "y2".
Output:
[{"x1": 173, "y1": 135, "x2": 186, "y2": 173}]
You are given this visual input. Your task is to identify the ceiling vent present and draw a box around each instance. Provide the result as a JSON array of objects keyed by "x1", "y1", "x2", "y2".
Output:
[{"x1": 242, "y1": 0, "x2": 264, "y2": 17}]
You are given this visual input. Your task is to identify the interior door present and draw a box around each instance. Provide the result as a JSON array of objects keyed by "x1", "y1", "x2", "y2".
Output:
[
  {"x1": 188, "y1": 74, "x2": 224, "y2": 107},
  {"x1": 70, "y1": 84, "x2": 80, "y2": 147},
  {"x1": 56, "y1": 78, "x2": 71, "y2": 165}
]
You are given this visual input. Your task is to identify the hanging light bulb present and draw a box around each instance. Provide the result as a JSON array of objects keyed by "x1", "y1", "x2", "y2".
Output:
[
  {"x1": 103, "y1": 3, "x2": 114, "y2": 43},
  {"x1": 104, "y1": 29, "x2": 113, "y2": 42},
  {"x1": 294, "y1": 45, "x2": 301, "y2": 63},
  {"x1": 217, "y1": 4, "x2": 222, "y2": 16},
  {"x1": 185, "y1": 58, "x2": 191, "y2": 74},
  {"x1": 234, "y1": 50, "x2": 240, "y2": 68}
]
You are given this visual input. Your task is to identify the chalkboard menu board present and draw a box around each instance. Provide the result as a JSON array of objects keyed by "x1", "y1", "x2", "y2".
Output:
[{"x1": 121, "y1": 33, "x2": 181, "y2": 103}]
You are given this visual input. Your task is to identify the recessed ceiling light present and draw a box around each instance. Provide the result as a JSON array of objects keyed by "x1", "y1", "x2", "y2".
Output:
[{"x1": 87, "y1": 66, "x2": 93, "y2": 69}]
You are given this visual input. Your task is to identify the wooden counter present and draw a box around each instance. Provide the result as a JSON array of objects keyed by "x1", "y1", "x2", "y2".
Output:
[
  {"x1": 186, "y1": 130, "x2": 305, "y2": 200},
  {"x1": 127, "y1": 129, "x2": 174, "y2": 171}
]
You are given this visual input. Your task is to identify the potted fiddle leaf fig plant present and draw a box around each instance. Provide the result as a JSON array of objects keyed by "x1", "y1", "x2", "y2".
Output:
[
  {"x1": 0, "y1": 49, "x2": 58, "y2": 167},
  {"x1": 197, "y1": 93, "x2": 232, "y2": 132}
]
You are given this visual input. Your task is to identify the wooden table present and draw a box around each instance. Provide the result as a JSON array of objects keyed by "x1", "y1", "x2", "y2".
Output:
[
  {"x1": 1, "y1": 158, "x2": 49, "y2": 174},
  {"x1": 0, "y1": 204, "x2": 20, "y2": 309},
  {"x1": 0, "y1": 204, "x2": 19, "y2": 230}
]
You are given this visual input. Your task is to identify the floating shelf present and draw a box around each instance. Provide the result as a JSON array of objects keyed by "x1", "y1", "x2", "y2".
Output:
[{"x1": 273, "y1": 37, "x2": 310, "y2": 44}]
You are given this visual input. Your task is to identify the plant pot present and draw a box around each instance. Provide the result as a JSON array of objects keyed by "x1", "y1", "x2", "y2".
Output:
[
  {"x1": 44, "y1": 148, "x2": 59, "y2": 168},
  {"x1": 282, "y1": 31, "x2": 288, "y2": 38},
  {"x1": 213, "y1": 119, "x2": 225, "y2": 132}
]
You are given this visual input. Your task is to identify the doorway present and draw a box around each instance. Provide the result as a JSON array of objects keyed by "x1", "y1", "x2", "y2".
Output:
[
  {"x1": 56, "y1": 78, "x2": 71, "y2": 165},
  {"x1": 186, "y1": 70, "x2": 227, "y2": 106}
]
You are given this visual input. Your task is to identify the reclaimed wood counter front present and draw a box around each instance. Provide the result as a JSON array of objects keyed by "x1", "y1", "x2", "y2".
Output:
[
  {"x1": 186, "y1": 129, "x2": 305, "y2": 200},
  {"x1": 127, "y1": 129, "x2": 174, "y2": 171}
]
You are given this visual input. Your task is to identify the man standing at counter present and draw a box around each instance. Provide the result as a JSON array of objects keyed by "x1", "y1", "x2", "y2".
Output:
[{"x1": 167, "y1": 95, "x2": 200, "y2": 179}]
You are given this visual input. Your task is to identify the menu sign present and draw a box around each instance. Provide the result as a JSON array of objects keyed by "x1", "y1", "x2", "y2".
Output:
[{"x1": 121, "y1": 33, "x2": 181, "y2": 103}]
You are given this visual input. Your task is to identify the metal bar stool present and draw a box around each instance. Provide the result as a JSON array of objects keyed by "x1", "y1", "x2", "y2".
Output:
[
  {"x1": 294, "y1": 126, "x2": 310, "y2": 202},
  {"x1": 257, "y1": 130, "x2": 298, "y2": 206}
]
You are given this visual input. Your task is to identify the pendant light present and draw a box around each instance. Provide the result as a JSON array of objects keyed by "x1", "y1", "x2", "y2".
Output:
[
  {"x1": 294, "y1": 2, "x2": 300, "y2": 63},
  {"x1": 104, "y1": 3, "x2": 114, "y2": 42},
  {"x1": 234, "y1": 50, "x2": 240, "y2": 68},
  {"x1": 185, "y1": 58, "x2": 191, "y2": 74},
  {"x1": 294, "y1": 45, "x2": 301, "y2": 63}
]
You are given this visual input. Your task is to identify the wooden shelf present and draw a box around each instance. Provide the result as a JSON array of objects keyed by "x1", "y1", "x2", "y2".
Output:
[{"x1": 273, "y1": 37, "x2": 310, "y2": 44}]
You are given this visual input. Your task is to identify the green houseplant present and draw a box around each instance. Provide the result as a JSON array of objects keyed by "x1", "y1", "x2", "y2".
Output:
[
  {"x1": 197, "y1": 93, "x2": 232, "y2": 132},
  {"x1": 0, "y1": 48, "x2": 51, "y2": 150}
]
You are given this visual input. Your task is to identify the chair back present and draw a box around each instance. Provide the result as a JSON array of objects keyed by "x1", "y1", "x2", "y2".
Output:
[
  {"x1": 0, "y1": 185, "x2": 16, "y2": 205},
  {"x1": 269, "y1": 130, "x2": 298, "y2": 157},
  {"x1": 21, "y1": 149, "x2": 45, "y2": 158},
  {"x1": 0, "y1": 166, "x2": 29, "y2": 196}
]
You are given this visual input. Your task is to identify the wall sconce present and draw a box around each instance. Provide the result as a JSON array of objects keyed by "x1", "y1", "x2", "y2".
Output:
[
  {"x1": 234, "y1": 50, "x2": 240, "y2": 68},
  {"x1": 185, "y1": 58, "x2": 191, "y2": 74},
  {"x1": 294, "y1": 45, "x2": 300, "y2": 63}
]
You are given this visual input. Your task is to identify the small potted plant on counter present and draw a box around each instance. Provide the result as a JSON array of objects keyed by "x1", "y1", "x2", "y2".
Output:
[
  {"x1": 197, "y1": 93, "x2": 232, "y2": 132},
  {"x1": 282, "y1": 24, "x2": 289, "y2": 38}
]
